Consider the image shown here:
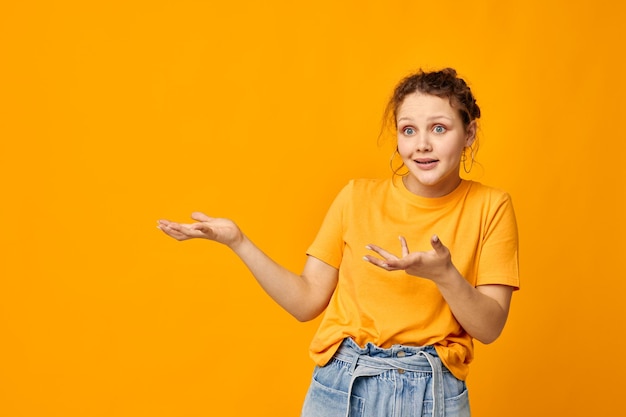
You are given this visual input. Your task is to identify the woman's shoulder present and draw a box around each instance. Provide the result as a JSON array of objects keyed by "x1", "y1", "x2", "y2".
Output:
[
  {"x1": 468, "y1": 180, "x2": 510, "y2": 193},
  {"x1": 465, "y1": 180, "x2": 514, "y2": 206},
  {"x1": 330, "y1": 178, "x2": 392, "y2": 205}
]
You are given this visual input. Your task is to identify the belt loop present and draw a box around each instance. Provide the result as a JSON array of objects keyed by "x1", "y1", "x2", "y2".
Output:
[
  {"x1": 349, "y1": 351, "x2": 359, "y2": 375},
  {"x1": 419, "y1": 351, "x2": 445, "y2": 417},
  {"x1": 345, "y1": 352, "x2": 362, "y2": 417}
]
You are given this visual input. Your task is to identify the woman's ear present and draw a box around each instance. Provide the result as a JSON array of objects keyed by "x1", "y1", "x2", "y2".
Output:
[{"x1": 465, "y1": 121, "x2": 477, "y2": 147}]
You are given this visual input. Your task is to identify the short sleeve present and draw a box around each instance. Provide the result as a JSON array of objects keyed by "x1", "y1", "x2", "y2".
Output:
[
  {"x1": 476, "y1": 192, "x2": 520, "y2": 289},
  {"x1": 306, "y1": 182, "x2": 352, "y2": 268}
]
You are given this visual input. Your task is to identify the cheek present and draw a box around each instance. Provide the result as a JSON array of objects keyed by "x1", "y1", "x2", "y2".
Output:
[
  {"x1": 396, "y1": 138, "x2": 412, "y2": 157},
  {"x1": 441, "y1": 138, "x2": 467, "y2": 158}
]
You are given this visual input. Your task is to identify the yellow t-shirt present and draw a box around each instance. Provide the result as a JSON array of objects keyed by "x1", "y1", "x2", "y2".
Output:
[{"x1": 306, "y1": 176, "x2": 520, "y2": 380}]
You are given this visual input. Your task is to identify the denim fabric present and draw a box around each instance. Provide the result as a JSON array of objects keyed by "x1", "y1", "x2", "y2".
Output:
[{"x1": 301, "y1": 338, "x2": 470, "y2": 417}]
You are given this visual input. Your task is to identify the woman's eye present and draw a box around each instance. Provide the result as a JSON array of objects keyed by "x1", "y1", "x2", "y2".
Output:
[
  {"x1": 433, "y1": 125, "x2": 446, "y2": 134},
  {"x1": 402, "y1": 127, "x2": 415, "y2": 135}
]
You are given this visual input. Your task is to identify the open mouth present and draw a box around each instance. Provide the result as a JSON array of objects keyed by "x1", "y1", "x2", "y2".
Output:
[{"x1": 415, "y1": 159, "x2": 438, "y2": 165}]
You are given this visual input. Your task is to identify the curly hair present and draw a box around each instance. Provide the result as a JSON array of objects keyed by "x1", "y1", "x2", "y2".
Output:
[{"x1": 384, "y1": 68, "x2": 481, "y2": 130}]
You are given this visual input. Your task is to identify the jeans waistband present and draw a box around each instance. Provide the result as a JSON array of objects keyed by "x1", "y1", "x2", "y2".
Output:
[{"x1": 335, "y1": 338, "x2": 445, "y2": 417}]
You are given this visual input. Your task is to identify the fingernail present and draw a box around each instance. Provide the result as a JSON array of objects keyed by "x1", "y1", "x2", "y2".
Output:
[{"x1": 365, "y1": 245, "x2": 372, "y2": 250}]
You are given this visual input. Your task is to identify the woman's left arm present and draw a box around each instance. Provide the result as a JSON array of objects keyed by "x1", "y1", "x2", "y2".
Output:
[{"x1": 364, "y1": 235, "x2": 514, "y2": 344}]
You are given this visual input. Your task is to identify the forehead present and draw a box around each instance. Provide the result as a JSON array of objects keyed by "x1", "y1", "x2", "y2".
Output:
[{"x1": 397, "y1": 92, "x2": 459, "y2": 119}]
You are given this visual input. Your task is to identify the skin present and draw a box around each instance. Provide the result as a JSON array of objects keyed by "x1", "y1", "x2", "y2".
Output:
[
  {"x1": 158, "y1": 213, "x2": 338, "y2": 323},
  {"x1": 158, "y1": 92, "x2": 514, "y2": 343},
  {"x1": 395, "y1": 92, "x2": 476, "y2": 198},
  {"x1": 363, "y1": 235, "x2": 512, "y2": 344},
  {"x1": 364, "y1": 92, "x2": 513, "y2": 343}
]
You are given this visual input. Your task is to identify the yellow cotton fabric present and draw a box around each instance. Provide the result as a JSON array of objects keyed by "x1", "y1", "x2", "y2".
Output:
[{"x1": 306, "y1": 176, "x2": 520, "y2": 380}]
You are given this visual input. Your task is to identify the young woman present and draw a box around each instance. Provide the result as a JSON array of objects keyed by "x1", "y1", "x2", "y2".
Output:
[{"x1": 158, "y1": 68, "x2": 520, "y2": 417}]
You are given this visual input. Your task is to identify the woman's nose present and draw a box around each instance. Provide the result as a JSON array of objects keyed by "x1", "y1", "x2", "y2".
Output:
[{"x1": 414, "y1": 133, "x2": 432, "y2": 152}]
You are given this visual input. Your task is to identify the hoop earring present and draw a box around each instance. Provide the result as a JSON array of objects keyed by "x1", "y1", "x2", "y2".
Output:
[
  {"x1": 390, "y1": 148, "x2": 409, "y2": 176},
  {"x1": 462, "y1": 146, "x2": 475, "y2": 173}
]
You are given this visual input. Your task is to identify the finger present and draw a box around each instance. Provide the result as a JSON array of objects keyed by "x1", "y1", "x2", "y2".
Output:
[
  {"x1": 430, "y1": 235, "x2": 448, "y2": 255},
  {"x1": 163, "y1": 222, "x2": 183, "y2": 232},
  {"x1": 191, "y1": 212, "x2": 212, "y2": 222},
  {"x1": 191, "y1": 223, "x2": 215, "y2": 237},
  {"x1": 363, "y1": 255, "x2": 400, "y2": 271},
  {"x1": 399, "y1": 236, "x2": 410, "y2": 257},
  {"x1": 365, "y1": 244, "x2": 398, "y2": 261},
  {"x1": 157, "y1": 224, "x2": 189, "y2": 240},
  {"x1": 157, "y1": 219, "x2": 186, "y2": 231}
]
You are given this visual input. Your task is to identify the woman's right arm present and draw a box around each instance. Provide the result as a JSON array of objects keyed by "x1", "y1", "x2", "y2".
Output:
[{"x1": 157, "y1": 212, "x2": 338, "y2": 322}]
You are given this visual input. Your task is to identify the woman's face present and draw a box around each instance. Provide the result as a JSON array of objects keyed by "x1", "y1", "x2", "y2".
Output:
[{"x1": 396, "y1": 92, "x2": 476, "y2": 198}]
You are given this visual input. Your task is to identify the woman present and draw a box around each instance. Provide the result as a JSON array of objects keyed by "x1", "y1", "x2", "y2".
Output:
[{"x1": 158, "y1": 68, "x2": 520, "y2": 417}]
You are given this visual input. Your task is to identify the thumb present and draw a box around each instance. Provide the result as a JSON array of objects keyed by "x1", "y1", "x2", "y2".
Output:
[
  {"x1": 191, "y1": 211, "x2": 212, "y2": 222},
  {"x1": 430, "y1": 234, "x2": 447, "y2": 254}
]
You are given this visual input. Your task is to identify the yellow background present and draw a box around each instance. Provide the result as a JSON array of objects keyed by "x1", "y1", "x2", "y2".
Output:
[{"x1": 1, "y1": 1, "x2": 625, "y2": 416}]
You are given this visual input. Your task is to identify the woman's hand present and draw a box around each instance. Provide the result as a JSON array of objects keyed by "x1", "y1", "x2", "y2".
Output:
[
  {"x1": 365, "y1": 234, "x2": 513, "y2": 344},
  {"x1": 157, "y1": 211, "x2": 337, "y2": 322},
  {"x1": 157, "y1": 211, "x2": 244, "y2": 248},
  {"x1": 364, "y1": 235, "x2": 454, "y2": 283}
]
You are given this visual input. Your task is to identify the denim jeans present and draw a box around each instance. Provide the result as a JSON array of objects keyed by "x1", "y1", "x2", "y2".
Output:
[{"x1": 301, "y1": 338, "x2": 470, "y2": 417}]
